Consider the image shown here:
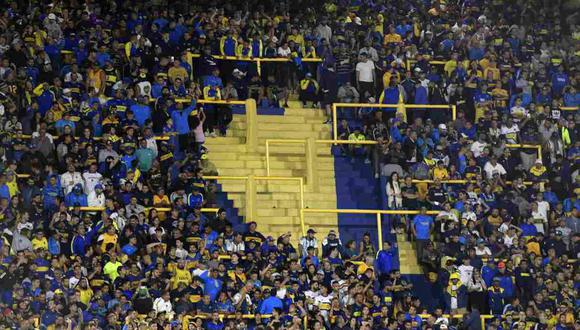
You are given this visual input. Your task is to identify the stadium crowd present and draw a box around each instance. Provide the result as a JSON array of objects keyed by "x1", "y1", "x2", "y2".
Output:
[{"x1": 0, "y1": 0, "x2": 578, "y2": 329}]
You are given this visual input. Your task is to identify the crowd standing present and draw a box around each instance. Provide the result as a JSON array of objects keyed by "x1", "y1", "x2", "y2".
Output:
[{"x1": 0, "y1": 0, "x2": 578, "y2": 329}]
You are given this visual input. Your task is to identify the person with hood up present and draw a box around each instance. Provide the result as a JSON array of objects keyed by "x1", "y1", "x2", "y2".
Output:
[
  {"x1": 444, "y1": 272, "x2": 468, "y2": 314},
  {"x1": 64, "y1": 184, "x2": 88, "y2": 207}
]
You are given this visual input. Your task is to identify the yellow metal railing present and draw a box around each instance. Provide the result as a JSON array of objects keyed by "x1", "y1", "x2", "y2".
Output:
[
  {"x1": 332, "y1": 103, "x2": 457, "y2": 141},
  {"x1": 13, "y1": 98, "x2": 257, "y2": 149},
  {"x1": 264, "y1": 138, "x2": 545, "y2": 186},
  {"x1": 300, "y1": 208, "x2": 440, "y2": 250},
  {"x1": 505, "y1": 143, "x2": 542, "y2": 160},
  {"x1": 186, "y1": 52, "x2": 322, "y2": 78},
  {"x1": 67, "y1": 206, "x2": 219, "y2": 213}
]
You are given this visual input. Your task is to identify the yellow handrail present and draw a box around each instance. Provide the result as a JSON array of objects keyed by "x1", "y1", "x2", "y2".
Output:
[
  {"x1": 67, "y1": 206, "x2": 219, "y2": 213},
  {"x1": 505, "y1": 143, "x2": 542, "y2": 160}
]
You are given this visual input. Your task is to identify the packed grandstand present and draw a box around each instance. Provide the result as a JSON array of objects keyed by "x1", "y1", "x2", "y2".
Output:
[{"x1": 0, "y1": 0, "x2": 577, "y2": 329}]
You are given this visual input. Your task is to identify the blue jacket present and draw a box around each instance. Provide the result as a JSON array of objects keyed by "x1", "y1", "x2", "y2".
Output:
[
  {"x1": 259, "y1": 296, "x2": 283, "y2": 314},
  {"x1": 380, "y1": 87, "x2": 399, "y2": 112},
  {"x1": 43, "y1": 176, "x2": 62, "y2": 211},
  {"x1": 481, "y1": 265, "x2": 496, "y2": 287},
  {"x1": 71, "y1": 221, "x2": 102, "y2": 256},
  {"x1": 488, "y1": 287, "x2": 505, "y2": 314},
  {"x1": 444, "y1": 285, "x2": 468, "y2": 312},
  {"x1": 375, "y1": 248, "x2": 397, "y2": 276},
  {"x1": 65, "y1": 191, "x2": 88, "y2": 207},
  {"x1": 130, "y1": 104, "x2": 152, "y2": 126},
  {"x1": 496, "y1": 273, "x2": 514, "y2": 298},
  {"x1": 171, "y1": 100, "x2": 197, "y2": 134},
  {"x1": 199, "y1": 270, "x2": 223, "y2": 301},
  {"x1": 414, "y1": 85, "x2": 428, "y2": 106}
]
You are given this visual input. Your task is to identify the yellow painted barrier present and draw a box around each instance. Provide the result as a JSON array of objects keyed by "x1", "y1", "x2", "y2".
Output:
[
  {"x1": 332, "y1": 103, "x2": 457, "y2": 141},
  {"x1": 13, "y1": 98, "x2": 257, "y2": 150},
  {"x1": 68, "y1": 206, "x2": 218, "y2": 213},
  {"x1": 186, "y1": 52, "x2": 322, "y2": 77},
  {"x1": 561, "y1": 106, "x2": 579, "y2": 111},
  {"x1": 300, "y1": 208, "x2": 440, "y2": 250},
  {"x1": 505, "y1": 143, "x2": 542, "y2": 160}
]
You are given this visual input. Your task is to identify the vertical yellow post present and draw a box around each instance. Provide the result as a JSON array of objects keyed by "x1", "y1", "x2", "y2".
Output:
[
  {"x1": 186, "y1": 52, "x2": 194, "y2": 81},
  {"x1": 246, "y1": 175, "x2": 257, "y2": 223},
  {"x1": 376, "y1": 213, "x2": 383, "y2": 250},
  {"x1": 332, "y1": 104, "x2": 338, "y2": 142},
  {"x1": 306, "y1": 137, "x2": 318, "y2": 191},
  {"x1": 452, "y1": 105, "x2": 457, "y2": 121},
  {"x1": 299, "y1": 208, "x2": 306, "y2": 237},
  {"x1": 245, "y1": 99, "x2": 258, "y2": 151},
  {"x1": 537, "y1": 145, "x2": 542, "y2": 161},
  {"x1": 265, "y1": 140, "x2": 271, "y2": 177},
  {"x1": 256, "y1": 59, "x2": 261, "y2": 77},
  {"x1": 480, "y1": 316, "x2": 485, "y2": 330}
]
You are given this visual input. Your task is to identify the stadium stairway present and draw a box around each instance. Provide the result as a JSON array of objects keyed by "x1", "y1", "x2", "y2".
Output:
[{"x1": 204, "y1": 103, "x2": 338, "y2": 245}]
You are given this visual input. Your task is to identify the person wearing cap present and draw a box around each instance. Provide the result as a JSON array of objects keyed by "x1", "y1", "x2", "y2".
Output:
[
  {"x1": 299, "y1": 228, "x2": 319, "y2": 257},
  {"x1": 529, "y1": 159, "x2": 547, "y2": 182},
  {"x1": 321, "y1": 229, "x2": 342, "y2": 257}
]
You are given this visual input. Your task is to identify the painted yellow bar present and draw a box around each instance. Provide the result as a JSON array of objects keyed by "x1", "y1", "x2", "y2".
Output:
[
  {"x1": 333, "y1": 103, "x2": 451, "y2": 109},
  {"x1": 316, "y1": 139, "x2": 378, "y2": 145},
  {"x1": 67, "y1": 206, "x2": 218, "y2": 213},
  {"x1": 245, "y1": 98, "x2": 258, "y2": 150},
  {"x1": 376, "y1": 213, "x2": 383, "y2": 250},
  {"x1": 266, "y1": 140, "x2": 270, "y2": 177},
  {"x1": 561, "y1": 106, "x2": 579, "y2": 111},
  {"x1": 302, "y1": 208, "x2": 440, "y2": 215},
  {"x1": 505, "y1": 144, "x2": 542, "y2": 160},
  {"x1": 306, "y1": 137, "x2": 318, "y2": 191},
  {"x1": 188, "y1": 53, "x2": 322, "y2": 63},
  {"x1": 203, "y1": 176, "x2": 249, "y2": 180},
  {"x1": 332, "y1": 103, "x2": 338, "y2": 141}
]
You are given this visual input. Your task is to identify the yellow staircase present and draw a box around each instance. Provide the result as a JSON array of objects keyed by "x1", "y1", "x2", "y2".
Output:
[
  {"x1": 396, "y1": 233, "x2": 423, "y2": 274},
  {"x1": 204, "y1": 107, "x2": 338, "y2": 244}
]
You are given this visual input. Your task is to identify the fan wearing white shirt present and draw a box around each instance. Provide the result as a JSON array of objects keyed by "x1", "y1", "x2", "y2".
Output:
[
  {"x1": 355, "y1": 53, "x2": 375, "y2": 100},
  {"x1": 60, "y1": 164, "x2": 84, "y2": 194},
  {"x1": 457, "y1": 258, "x2": 474, "y2": 285},
  {"x1": 83, "y1": 164, "x2": 103, "y2": 194},
  {"x1": 153, "y1": 291, "x2": 173, "y2": 318},
  {"x1": 470, "y1": 134, "x2": 488, "y2": 158},
  {"x1": 483, "y1": 156, "x2": 507, "y2": 179},
  {"x1": 474, "y1": 240, "x2": 492, "y2": 258},
  {"x1": 500, "y1": 118, "x2": 519, "y2": 144}
]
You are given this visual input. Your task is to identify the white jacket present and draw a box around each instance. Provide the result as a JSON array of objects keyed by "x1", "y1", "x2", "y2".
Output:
[
  {"x1": 87, "y1": 191, "x2": 106, "y2": 207},
  {"x1": 153, "y1": 297, "x2": 173, "y2": 314},
  {"x1": 60, "y1": 172, "x2": 84, "y2": 194}
]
